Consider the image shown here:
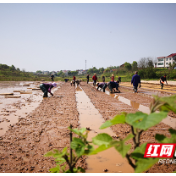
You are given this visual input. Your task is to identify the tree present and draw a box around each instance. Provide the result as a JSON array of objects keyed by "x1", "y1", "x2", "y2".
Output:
[
  {"x1": 124, "y1": 62, "x2": 132, "y2": 70},
  {"x1": 132, "y1": 61, "x2": 138, "y2": 71},
  {"x1": 98, "y1": 67, "x2": 104, "y2": 74},
  {"x1": 36, "y1": 70, "x2": 43, "y2": 74}
]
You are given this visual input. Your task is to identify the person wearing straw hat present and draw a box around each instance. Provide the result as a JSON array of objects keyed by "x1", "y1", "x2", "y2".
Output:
[{"x1": 40, "y1": 82, "x2": 57, "y2": 97}]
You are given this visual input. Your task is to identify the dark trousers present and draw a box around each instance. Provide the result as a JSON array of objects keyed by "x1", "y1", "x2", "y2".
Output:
[
  {"x1": 40, "y1": 84, "x2": 48, "y2": 97},
  {"x1": 133, "y1": 86, "x2": 138, "y2": 92},
  {"x1": 93, "y1": 80, "x2": 96, "y2": 86},
  {"x1": 160, "y1": 82, "x2": 164, "y2": 89},
  {"x1": 87, "y1": 79, "x2": 89, "y2": 84}
]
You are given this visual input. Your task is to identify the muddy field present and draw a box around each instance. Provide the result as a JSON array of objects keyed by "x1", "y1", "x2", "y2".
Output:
[{"x1": 0, "y1": 81, "x2": 176, "y2": 173}]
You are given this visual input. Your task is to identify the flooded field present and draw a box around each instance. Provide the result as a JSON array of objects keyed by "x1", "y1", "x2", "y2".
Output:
[{"x1": 0, "y1": 81, "x2": 176, "y2": 173}]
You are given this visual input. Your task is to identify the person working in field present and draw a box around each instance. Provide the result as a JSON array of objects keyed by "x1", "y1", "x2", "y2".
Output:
[
  {"x1": 92, "y1": 73, "x2": 97, "y2": 86},
  {"x1": 160, "y1": 74, "x2": 168, "y2": 89},
  {"x1": 96, "y1": 82, "x2": 107, "y2": 92},
  {"x1": 86, "y1": 74, "x2": 89, "y2": 84},
  {"x1": 102, "y1": 75, "x2": 105, "y2": 82},
  {"x1": 40, "y1": 82, "x2": 57, "y2": 97},
  {"x1": 131, "y1": 71, "x2": 141, "y2": 93},
  {"x1": 110, "y1": 74, "x2": 114, "y2": 82},
  {"x1": 108, "y1": 81, "x2": 119, "y2": 93},
  {"x1": 118, "y1": 76, "x2": 121, "y2": 83},
  {"x1": 51, "y1": 74, "x2": 54, "y2": 82}
]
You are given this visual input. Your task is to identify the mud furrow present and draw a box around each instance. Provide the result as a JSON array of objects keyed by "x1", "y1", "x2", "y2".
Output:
[
  {"x1": 81, "y1": 82, "x2": 176, "y2": 173},
  {"x1": 0, "y1": 82, "x2": 86, "y2": 173}
]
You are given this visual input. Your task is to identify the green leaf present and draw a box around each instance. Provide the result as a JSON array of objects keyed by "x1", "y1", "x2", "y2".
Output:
[
  {"x1": 159, "y1": 94, "x2": 176, "y2": 113},
  {"x1": 155, "y1": 134, "x2": 170, "y2": 143},
  {"x1": 49, "y1": 165, "x2": 60, "y2": 173},
  {"x1": 84, "y1": 145, "x2": 94, "y2": 155},
  {"x1": 44, "y1": 151, "x2": 54, "y2": 157},
  {"x1": 75, "y1": 167, "x2": 85, "y2": 173},
  {"x1": 89, "y1": 144, "x2": 112, "y2": 155},
  {"x1": 75, "y1": 145, "x2": 86, "y2": 156},
  {"x1": 123, "y1": 133, "x2": 134, "y2": 142},
  {"x1": 126, "y1": 112, "x2": 147, "y2": 125},
  {"x1": 131, "y1": 143, "x2": 147, "y2": 160},
  {"x1": 155, "y1": 128, "x2": 176, "y2": 143},
  {"x1": 68, "y1": 127, "x2": 87, "y2": 136},
  {"x1": 115, "y1": 141, "x2": 131, "y2": 158},
  {"x1": 126, "y1": 111, "x2": 168, "y2": 130},
  {"x1": 92, "y1": 133, "x2": 113, "y2": 146},
  {"x1": 135, "y1": 158, "x2": 159, "y2": 173},
  {"x1": 55, "y1": 158, "x2": 66, "y2": 162},
  {"x1": 61, "y1": 164, "x2": 66, "y2": 172},
  {"x1": 100, "y1": 113, "x2": 126, "y2": 129}
]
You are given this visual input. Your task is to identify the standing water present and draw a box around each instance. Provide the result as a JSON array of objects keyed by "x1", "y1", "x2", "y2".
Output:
[{"x1": 75, "y1": 86, "x2": 134, "y2": 173}]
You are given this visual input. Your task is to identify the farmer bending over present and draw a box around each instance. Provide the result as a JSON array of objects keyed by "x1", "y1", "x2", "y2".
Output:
[
  {"x1": 97, "y1": 82, "x2": 107, "y2": 92},
  {"x1": 160, "y1": 74, "x2": 168, "y2": 89},
  {"x1": 40, "y1": 82, "x2": 57, "y2": 97},
  {"x1": 108, "y1": 81, "x2": 119, "y2": 93}
]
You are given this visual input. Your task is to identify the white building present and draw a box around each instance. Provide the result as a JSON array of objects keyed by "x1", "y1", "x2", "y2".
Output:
[
  {"x1": 156, "y1": 53, "x2": 176, "y2": 68},
  {"x1": 43, "y1": 71, "x2": 49, "y2": 75}
]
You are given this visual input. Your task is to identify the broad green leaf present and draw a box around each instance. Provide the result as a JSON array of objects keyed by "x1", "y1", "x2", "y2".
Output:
[
  {"x1": 68, "y1": 128, "x2": 80, "y2": 135},
  {"x1": 155, "y1": 134, "x2": 171, "y2": 143},
  {"x1": 55, "y1": 158, "x2": 66, "y2": 162},
  {"x1": 56, "y1": 160, "x2": 66, "y2": 165},
  {"x1": 84, "y1": 145, "x2": 94, "y2": 155},
  {"x1": 68, "y1": 127, "x2": 87, "y2": 136},
  {"x1": 126, "y1": 112, "x2": 147, "y2": 126},
  {"x1": 61, "y1": 164, "x2": 66, "y2": 172},
  {"x1": 100, "y1": 113, "x2": 126, "y2": 129},
  {"x1": 72, "y1": 137, "x2": 85, "y2": 146},
  {"x1": 135, "y1": 158, "x2": 159, "y2": 173},
  {"x1": 115, "y1": 142, "x2": 131, "y2": 158},
  {"x1": 44, "y1": 151, "x2": 54, "y2": 157},
  {"x1": 159, "y1": 94, "x2": 176, "y2": 113},
  {"x1": 49, "y1": 165, "x2": 60, "y2": 173},
  {"x1": 74, "y1": 167, "x2": 85, "y2": 173},
  {"x1": 89, "y1": 144, "x2": 112, "y2": 155},
  {"x1": 123, "y1": 133, "x2": 134, "y2": 142},
  {"x1": 92, "y1": 133, "x2": 113, "y2": 146},
  {"x1": 75, "y1": 146, "x2": 86, "y2": 157},
  {"x1": 126, "y1": 111, "x2": 168, "y2": 130},
  {"x1": 131, "y1": 143, "x2": 147, "y2": 160},
  {"x1": 79, "y1": 128, "x2": 87, "y2": 134},
  {"x1": 156, "y1": 128, "x2": 176, "y2": 143}
]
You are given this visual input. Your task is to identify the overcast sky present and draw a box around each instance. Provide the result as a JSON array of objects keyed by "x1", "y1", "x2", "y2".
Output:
[{"x1": 0, "y1": 3, "x2": 176, "y2": 72}]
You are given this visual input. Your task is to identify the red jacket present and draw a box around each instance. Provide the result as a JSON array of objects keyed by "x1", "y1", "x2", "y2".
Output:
[
  {"x1": 73, "y1": 76, "x2": 76, "y2": 80},
  {"x1": 111, "y1": 76, "x2": 114, "y2": 82},
  {"x1": 92, "y1": 75, "x2": 97, "y2": 81}
]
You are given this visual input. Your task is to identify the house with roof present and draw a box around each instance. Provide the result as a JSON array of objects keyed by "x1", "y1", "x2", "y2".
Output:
[{"x1": 156, "y1": 53, "x2": 176, "y2": 68}]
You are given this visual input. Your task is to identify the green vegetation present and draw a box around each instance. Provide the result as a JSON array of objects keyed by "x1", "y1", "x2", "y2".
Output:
[{"x1": 45, "y1": 94, "x2": 176, "y2": 173}]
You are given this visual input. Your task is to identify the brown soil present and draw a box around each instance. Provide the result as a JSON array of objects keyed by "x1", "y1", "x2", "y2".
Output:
[
  {"x1": 0, "y1": 82, "x2": 86, "y2": 173},
  {"x1": 0, "y1": 81, "x2": 176, "y2": 173},
  {"x1": 81, "y1": 82, "x2": 176, "y2": 173}
]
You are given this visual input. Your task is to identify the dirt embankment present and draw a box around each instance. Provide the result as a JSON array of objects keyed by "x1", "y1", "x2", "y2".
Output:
[
  {"x1": 81, "y1": 82, "x2": 176, "y2": 173},
  {"x1": 0, "y1": 82, "x2": 86, "y2": 173}
]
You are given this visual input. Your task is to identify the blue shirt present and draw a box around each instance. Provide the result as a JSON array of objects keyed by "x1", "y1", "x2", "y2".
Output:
[{"x1": 131, "y1": 74, "x2": 141, "y2": 86}]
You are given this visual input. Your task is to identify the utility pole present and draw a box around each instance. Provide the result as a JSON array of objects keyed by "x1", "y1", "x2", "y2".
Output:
[{"x1": 85, "y1": 60, "x2": 87, "y2": 70}]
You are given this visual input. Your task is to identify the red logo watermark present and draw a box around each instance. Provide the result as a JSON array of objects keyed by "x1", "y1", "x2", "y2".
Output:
[{"x1": 144, "y1": 143, "x2": 176, "y2": 158}]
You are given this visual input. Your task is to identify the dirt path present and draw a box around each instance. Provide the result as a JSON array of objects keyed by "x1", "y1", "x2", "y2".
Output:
[
  {"x1": 0, "y1": 82, "x2": 86, "y2": 173},
  {"x1": 81, "y1": 82, "x2": 176, "y2": 173}
]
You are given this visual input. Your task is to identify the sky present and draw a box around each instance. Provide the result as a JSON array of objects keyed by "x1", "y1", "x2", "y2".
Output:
[{"x1": 0, "y1": 2, "x2": 176, "y2": 72}]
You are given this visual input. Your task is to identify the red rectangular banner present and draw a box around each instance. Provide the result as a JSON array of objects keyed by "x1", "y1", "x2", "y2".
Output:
[{"x1": 144, "y1": 143, "x2": 176, "y2": 158}]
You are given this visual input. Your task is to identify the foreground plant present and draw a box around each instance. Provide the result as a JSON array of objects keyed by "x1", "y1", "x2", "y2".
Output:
[{"x1": 45, "y1": 94, "x2": 176, "y2": 173}]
